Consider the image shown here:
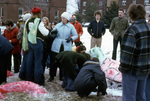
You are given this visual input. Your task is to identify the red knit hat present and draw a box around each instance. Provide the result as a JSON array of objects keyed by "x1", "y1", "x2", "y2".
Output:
[
  {"x1": 76, "y1": 46, "x2": 80, "y2": 52},
  {"x1": 31, "y1": 7, "x2": 41, "y2": 13}
]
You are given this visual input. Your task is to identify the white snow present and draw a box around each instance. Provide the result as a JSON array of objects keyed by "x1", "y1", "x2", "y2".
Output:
[
  {"x1": 66, "y1": 0, "x2": 79, "y2": 15},
  {"x1": 5, "y1": 27, "x2": 122, "y2": 98},
  {"x1": 81, "y1": 27, "x2": 121, "y2": 61}
]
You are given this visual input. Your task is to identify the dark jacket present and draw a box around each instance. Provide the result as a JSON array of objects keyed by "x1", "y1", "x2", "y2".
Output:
[
  {"x1": 88, "y1": 20, "x2": 106, "y2": 38},
  {"x1": 74, "y1": 60, "x2": 107, "y2": 96},
  {"x1": 55, "y1": 51, "x2": 89, "y2": 80},
  {"x1": 119, "y1": 19, "x2": 150, "y2": 76},
  {"x1": 0, "y1": 35, "x2": 14, "y2": 58}
]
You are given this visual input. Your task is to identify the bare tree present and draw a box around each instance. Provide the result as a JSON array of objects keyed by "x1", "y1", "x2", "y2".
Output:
[
  {"x1": 19, "y1": 0, "x2": 36, "y2": 11},
  {"x1": 19, "y1": 0, "x2": 49, "y2": 16}
]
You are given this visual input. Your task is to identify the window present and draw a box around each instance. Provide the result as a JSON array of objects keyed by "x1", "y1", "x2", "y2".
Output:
[
  {"x1": 133, "y1": 0, "x2": 136, "y2": 4},
  {"x1": 110, "y1": 1, "x2": 113, "y2": 4},
  {"x1": 99, "y1": 1, "x2": 102, "y2": 6},
  {"x1": 99, "y1": 10, "x2": 102, "y2": 13},
  {"x1": 1, "y1": 7, "x2": 4, "y2": 19},
  {"x1": 122, "y1": 0, "x2": 126, "y2": 6},
  {"x1": 83, "y1": 1, "x2": 86, "y2": 6},
  {"x1": 54, "y1": 10, "x2": 59, "y2": 17},
  {"x1": 18, "y1": 8, "x2": 23, "y2": 18},
  {"x1": 145, "y1": 0, "x2": 149, "y2": 5},
  {"x1": 82, "y1": 9, "x2": 86, "y2": 15},
  {"x1": 124, "y1": 9, "x2": 126, "y2": 13}
]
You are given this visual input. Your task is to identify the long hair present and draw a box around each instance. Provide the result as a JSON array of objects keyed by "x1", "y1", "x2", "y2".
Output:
[{"x1": 42, "y1": 16, "x2": 50, "y2": 29}]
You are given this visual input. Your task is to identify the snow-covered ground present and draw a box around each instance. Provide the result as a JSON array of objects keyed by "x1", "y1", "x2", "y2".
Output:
[
  {"x1": 1, "y1": 28, "x2": 122, "y2": 100},
  {"x1": 80, "y1": 27, "x2": 122, "y2": 96},
  {"x1": 81, "y1": 27, "x2": 121, "y2": 61}
]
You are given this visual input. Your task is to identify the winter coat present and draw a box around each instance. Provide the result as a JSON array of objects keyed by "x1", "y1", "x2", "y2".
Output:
[
  {"x1": 51, "y1": 22, "x2": 78, "y2": 53},
  {"x1": 70, "y1": 21, "x2": 83, "y2": 42},
  {"x1": 17, "y1": 24, "x2": 24, "y2": 41},
  {"x1": 119, "y1": 19, "x2": 150, "y2": 76},
  {"x1": 55, "y1": 51, "x2": 89, "y2": 80},
  {"x1": 3, "y1": 25, "x2": 20, "y2": 54},
  {"x1": 109, "y1": 17, "x2": 129, "y2": 40},
  {"x1": 88, "y1": 20, "x2": 106, "y2": 38},
  {"x1": 0, "y1": 35, "x2": 14, "y2": 58},
  {"x1": 74, "y1": 60, "x2": 107, "y2": 96}
]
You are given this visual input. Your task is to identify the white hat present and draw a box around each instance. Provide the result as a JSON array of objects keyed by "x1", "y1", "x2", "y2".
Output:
[
  {"x1": 21, "y1": 13, "x2": 31, "y2": 21},
  {"x1": 61, "y1": 12, "x2": 71, "y2": 21}
]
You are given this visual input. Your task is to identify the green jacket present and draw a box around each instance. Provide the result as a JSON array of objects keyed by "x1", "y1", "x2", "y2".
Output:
[
  {"x1": 109, "y1": 17, "x2": 129, "y2": 40},
  {"x1": 55, "y1": 51, "x2": 89, "y2": 80}
]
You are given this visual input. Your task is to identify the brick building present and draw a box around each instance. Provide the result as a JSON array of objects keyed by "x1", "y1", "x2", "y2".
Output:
[
  {"x1": 0, "y1": 0, "x2": 66, "y2": 23},
  {"x1": 79, "y1": 0, "x2": 107, "y2": 22},
  {"x1": 119, "y1": 0, "x2": 150, "y2": 19}
]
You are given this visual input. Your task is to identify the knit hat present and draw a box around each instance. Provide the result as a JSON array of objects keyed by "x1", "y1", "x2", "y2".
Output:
[
  {"x1": 21, "y1": 13, "x2": 31, "y2": 21},
  {"x1": 61, "y1": 12, "x2": 71, "y2": 21},
  {"x1": 76, "y1": 46, "x2": 80, "y2": 52},
  {"x1": 70, "y1": 15, "x2": 76, "y2": 21},
  {"x1": 31, "y1": 7, "x2": 41, "y2": 13}
]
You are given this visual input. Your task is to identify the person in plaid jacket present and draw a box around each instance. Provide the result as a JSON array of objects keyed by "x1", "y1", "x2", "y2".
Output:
[{"x1": 119, "y1": 4, "x2": 150, "y2": 101}]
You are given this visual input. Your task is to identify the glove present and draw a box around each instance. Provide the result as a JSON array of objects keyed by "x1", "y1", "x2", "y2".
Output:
[
  {"x1": 65, "y1": 37, "x2": 72, "y2": 43},
  {"x1": 51, "y1": 29, "x2": 58, "y2": 34}
]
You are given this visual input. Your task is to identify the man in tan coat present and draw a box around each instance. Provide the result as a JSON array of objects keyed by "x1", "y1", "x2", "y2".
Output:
[{"x1": 109, "y1": 8, "x2": 129, "y2": 60}]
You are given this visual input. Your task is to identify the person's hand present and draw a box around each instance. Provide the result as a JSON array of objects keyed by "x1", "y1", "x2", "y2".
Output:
[
  {"x1": 51, "y1": 29, "x2": 58, "y2": 34},
  {"x1": 92, "y1": 33, "x2": 94, "y2": 35},
  {"x1": 65, "y1": 37, "x2": 72, "y2": 43},
  {"x1": 9, "y1": 40, "x2": 12, "y2": 43}
]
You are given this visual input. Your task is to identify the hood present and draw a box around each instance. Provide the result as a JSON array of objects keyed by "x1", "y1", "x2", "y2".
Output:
[
  {"x1": 83, "y1": 60, "x2": 100, "y2": 66},
  {"x1": 6, "y1": 25, "x2": 17, "y2": 31}
]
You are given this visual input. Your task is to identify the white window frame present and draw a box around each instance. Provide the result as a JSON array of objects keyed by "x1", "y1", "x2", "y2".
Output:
[
  {"x1": 99, "y1": 1, "x2": 102, "y2": 6},
  {"x1": 18, "y1": 8, "x2": 23, "y2": 18},
  {"x1": 133, "y1": 0, "x2": 136, "y2": 4},
  {"x1": 54, "y1": 10, "x2": 59, "y2": 18},
  {"x1": 145, "y1": 0, "x2": 149, "y2": 5},
  {"x1": 1, "y1": 7, "x2": 4, "y2": 18},
  {"x1": 83, "y1": 1, "x2": 86, "y2": 6},
  {"x1": 124, "y1": 9, "x2": 126, "y2": 13},
  {"x1": 82, "y1": 9, "x2": 86, "y2": 15},
  {"x1": 122, "y1": 0, "x2": 126, "y2": 6}
]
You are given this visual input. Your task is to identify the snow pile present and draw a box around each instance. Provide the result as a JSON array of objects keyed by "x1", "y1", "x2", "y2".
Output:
[{"x1": 0, "y1": 81, "x2": 47, "y2": 99}]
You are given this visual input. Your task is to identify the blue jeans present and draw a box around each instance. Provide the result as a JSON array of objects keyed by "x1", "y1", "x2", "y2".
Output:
[
  {"x1": 62, "y1": 73, "x2": 75, "y2": 91},
  {"x1": 122, "y1": 73, "x2": 148, "y2": 101},
  {"x1": 26, "y1": 40, "x2": 44, "y2": 86},
  {"x1": 19, "y1": 53, "x2": 29, "y2": 80},
  {"x1": 145, "y1": 75, "x2": 150, "y2": 101}
]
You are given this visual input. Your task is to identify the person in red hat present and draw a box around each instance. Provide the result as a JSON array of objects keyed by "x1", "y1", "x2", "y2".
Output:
[
  {"x1": 25, "y1": 7, "x2": 50, "y2": 86},
  {"x1": 70, "y1": 15, "x2": 83, "y2": 47}
]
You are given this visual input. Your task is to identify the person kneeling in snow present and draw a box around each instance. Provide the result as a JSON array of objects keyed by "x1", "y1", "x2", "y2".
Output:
[
  {"x1": 74, "y1": 57, "x2": 107, "y2": 97},
  {"x1": 55, "y1": 51, "x2": 90, "y2": 91}
]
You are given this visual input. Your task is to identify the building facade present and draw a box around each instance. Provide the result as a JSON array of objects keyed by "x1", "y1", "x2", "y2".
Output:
[
  {"x1": 0, "y1": 0, "x2": 66, "y2": 23},
  {"x1": 119, "y1": 0, "x2": 150, "y2": 19},
  {"x1": 79, "y1": 0, "x2": 107, "y2": 22}
]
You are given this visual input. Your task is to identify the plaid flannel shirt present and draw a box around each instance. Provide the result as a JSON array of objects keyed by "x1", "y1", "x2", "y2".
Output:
[{"x1": 119, "y1": 19, "x2": 150, "y2": 76}]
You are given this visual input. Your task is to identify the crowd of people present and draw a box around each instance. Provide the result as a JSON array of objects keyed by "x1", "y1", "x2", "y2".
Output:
[{"x1": 0, "y1": 3, "x2": 150, "y2": 101}]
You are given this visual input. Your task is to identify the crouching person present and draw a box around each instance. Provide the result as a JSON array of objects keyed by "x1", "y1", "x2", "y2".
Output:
[
  {"x1": 55, "y1": 51, "x2": 91, "y2": 91},
  {"x1": 74, "y1": 57, "x2": 107, "y2": 97}
]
